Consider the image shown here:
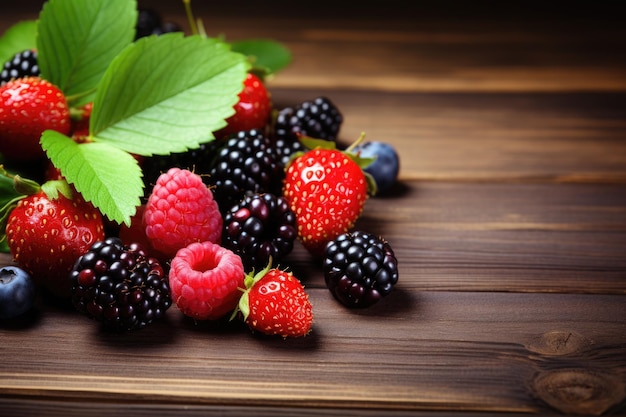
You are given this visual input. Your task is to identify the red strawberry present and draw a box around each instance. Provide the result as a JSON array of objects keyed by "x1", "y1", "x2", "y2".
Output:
[
  {"x1": 4, "y1": 180, "x2": 105, "y2": 298},
  {"x1": 69, "y1": 102, "x2": 93, "y2": 141},
  {"x1": 234, "y1": 263, "x2": 313, "y2": 338},
  {"x1": 215, "y1": 72, "x2": 272, "y2": 138},
  {"x1": 282, "y1": 140, "x2": 370, "y2": 256},
  {"x1": 118, "y1": 203, "x2": 169, "y2": 264},
  {"x1": 0, "y1": 77, "x2": 71, "y2": 161}
]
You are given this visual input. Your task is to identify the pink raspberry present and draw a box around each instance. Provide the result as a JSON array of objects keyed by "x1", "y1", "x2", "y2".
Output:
[
  {"x1": 169, "y1": 241, "x2": 245, "y2": 320},
  {"x1": 144, "y1": 167, "x2": 222, "y2": 259}
]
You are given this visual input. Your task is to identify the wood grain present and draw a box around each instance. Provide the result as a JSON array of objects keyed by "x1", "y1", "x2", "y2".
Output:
[
  {"x1": 1, "y1": 291, "x2": 625, "y2": 415},
  {"x1": 269, "y1": 90, "x2": 626, "y2": 183}
]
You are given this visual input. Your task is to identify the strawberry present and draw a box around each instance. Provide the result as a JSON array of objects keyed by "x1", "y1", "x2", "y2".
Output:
[
  {"x1": 2, "y1": 176, "x2": 105, "y2": 298},
  {"x1": 215, "y1": 72, "x2": 272, "y2": 138},
  {"x1": 0, "y1": 77, "x2": 71, "y2": 162},
  {"x1": 282, "y1": 138, "x2": 373, "y2": 256},
  {"x1": 233, "y1": 262, "x2": 313, "y2": 338},
  {"x1": 69, "y1": 102, "x2": 93, "y2": 141},
  {"x1": 117, "y1": 203, "x2": 169, "y2": 264}
]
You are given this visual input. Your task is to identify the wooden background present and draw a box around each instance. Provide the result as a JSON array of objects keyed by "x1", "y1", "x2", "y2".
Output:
[{"x1": 1, "y1": 1, "x2": 625, "y2": 416}]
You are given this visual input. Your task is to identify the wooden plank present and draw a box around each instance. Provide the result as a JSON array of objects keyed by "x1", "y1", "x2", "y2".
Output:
[
  {"x1": 3, "y1": 2, "x2": 625, "y2": 93},
  {"x1": 1, "y1": 291, "x2": 624, "y2": 415},
  {"x1": 270, "y1": 89, "x2": 626, "y2": 183},
  {"x1": 282, "y1": 181, "x2": 626, "y2": 294},
  {"x1": 2, "y1": 181, "x2": 625, "y2": 294},
  {"x1": 189, "y1": 1, "x2": 626, "y2": 92},
  {"x1": 0, "y1": 399, "x2": 534, "y2": 417}
]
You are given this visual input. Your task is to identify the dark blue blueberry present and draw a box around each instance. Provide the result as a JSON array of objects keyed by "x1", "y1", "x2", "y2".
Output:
[
  {"x1": 354, "y1": 141, "x2": 400, "y2": 194},
  {"x1": 0, "y1": 266, "x2": 36, "y2": 319}
]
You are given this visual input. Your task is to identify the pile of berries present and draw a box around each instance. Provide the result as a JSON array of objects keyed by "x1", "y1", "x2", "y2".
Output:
[{"x1": 0, "y1": 4, "x2": 400, "y2": 336}]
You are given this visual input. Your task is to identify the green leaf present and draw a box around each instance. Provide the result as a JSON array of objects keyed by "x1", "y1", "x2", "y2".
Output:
[
  {"x1": 237, "y1": 291, "x2": 250, "y2": 321},
  {"x1": 0, "y1": 20, "x2": 37, "y2": 65},
  {"x1": 231, "y1": 39, "x2": 292, "y2": 76},
  {"x1": 40, "y1": 130, "x2": 143, "y2": 226},
  {"x1": 36, "y1": 0, "x2": 137, "y2": 107},
  {"x1": 90, "y1": 33, "x2": 249, "y2": 156},
  {"x1": 40, "y1": 179, "x2": 73, "y2": 201},
  {"x1": 0, "y1": 238, "x2": 9, "y2": 253},
  {"x1": 300, "y1": 136, "x2": 338, "y2": 151}
]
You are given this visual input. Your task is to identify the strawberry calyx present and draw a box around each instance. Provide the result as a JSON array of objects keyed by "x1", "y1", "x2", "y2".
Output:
[
  {"x1": 295, "y1": 133, "x2": 379, "y2": 197},
  {"x1": 229, "y1": 259, "x2": 274, "y2": 322}
]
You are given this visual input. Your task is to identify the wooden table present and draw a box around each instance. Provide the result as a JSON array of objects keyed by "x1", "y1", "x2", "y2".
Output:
[{"x1": 1, "y1": 1, "x2": 625, "y2": 415}]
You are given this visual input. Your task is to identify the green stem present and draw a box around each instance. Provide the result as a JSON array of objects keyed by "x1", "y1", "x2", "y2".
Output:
[
  {"x1": 66, "y1": 87, "x2": 97, "y2": 107},
  {"x1": 183, "y1": 0, "x2": 199, "y2": 35},
  {"x1": 13, "y1": 175, "x2": 42, "y2": 196},
  {"x1": 346, "y1": 132, "x2": 366, "y2": 153}
]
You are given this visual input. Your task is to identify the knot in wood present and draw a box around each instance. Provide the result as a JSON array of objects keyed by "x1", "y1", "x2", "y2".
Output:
[
  {"x1": 533, "y1": 369, "x2": 624, "y2": 415},
  {"x1": 527, "y1": 330, "x2": 591, "y2": 356}
]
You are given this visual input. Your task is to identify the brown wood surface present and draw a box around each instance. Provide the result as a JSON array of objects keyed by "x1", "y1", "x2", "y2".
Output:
[{"x1": 1, "y1": 1, "x2": 625, "y2": 416}]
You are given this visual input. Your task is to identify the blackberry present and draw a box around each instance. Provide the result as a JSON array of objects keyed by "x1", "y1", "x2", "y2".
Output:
[
  {"x1": 0, "y1": 50, "x2": 39, "y2": 86},
  {"x1": 323, "y1": 231, "x2": 399, "y2": 308},
  {"x1": 142, "y1": 140, "x2": 223, "y2": 197},
  {"x1": 69, "y1": 237, "x2": 172, "y2": 332},
  {"x1": 273, "y1": 96, "x2": 343, "y2": 143},
  {"x1": 135, "y1": 8, "x2": 181, "y2": 40},
  {"x1": 222, "y1": 192, "x2": 297, "y2": 271},
  {"x1": 272, "y1": 136, "x2": 306, "y2": 170},
  {"x1": 208, "y1": 129, "x2": 282, "y2": 213}
]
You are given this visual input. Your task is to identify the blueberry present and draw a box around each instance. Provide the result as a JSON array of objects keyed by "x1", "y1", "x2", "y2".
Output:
[
  {"x1": 354, "y1": 141, "x2": 400, "y2": 194},
  {"x1": 0, "y1": 266, "x2": 36, "y2": 319}
]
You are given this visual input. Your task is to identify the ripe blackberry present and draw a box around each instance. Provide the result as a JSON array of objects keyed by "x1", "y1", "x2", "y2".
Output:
[
  {"x1": 141, "y1": 140, "x2": 222, "y2": 197},
  {"x1": 208, "y1": 129, "x2": 282, "y2": 213},
  {"x1": 222, "y1": 193, "x2": 297, "y2": 271},
  {"x1": 0, "y1": 50, "x2": 39, "y2": 86},
  {"x1": 323, "y1": 231, "x2": 399, "y2": 308},
  {"x1": 273, "y1": 96, "x2": 343, "y2": 143},
  {"x1": 70, "y1": 237, "x2": 172, "y2": 332},
  {"x1": 135, "y1": 8, "x2": 181, "y2": 40},
  {"x1": 272, "y1": 136, "x2": 306, "y2": 170}
]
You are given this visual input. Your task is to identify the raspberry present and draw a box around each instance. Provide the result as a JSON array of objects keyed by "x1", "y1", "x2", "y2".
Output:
[
  {"x1": 169, "y1": 241, "x2": 245, "y2": 320},
  {"x1": 323, "y1": 231, "x2": 399, "y2": 308},
  {"x1": 144, "y1": 167, "x2": 222, "y2": 259},
  {"x1": 222, "y1": 193, "x2": 297, "y2": 271},
  {"x1": 208, "y1": 129, "x2": 282, "y2": 213},
  {"x1": 0, "y1": 50, "x2": 39, "y2": 86},
  {"x1": 69, "y1": 237, "x2": 172, "y2": 331}
]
